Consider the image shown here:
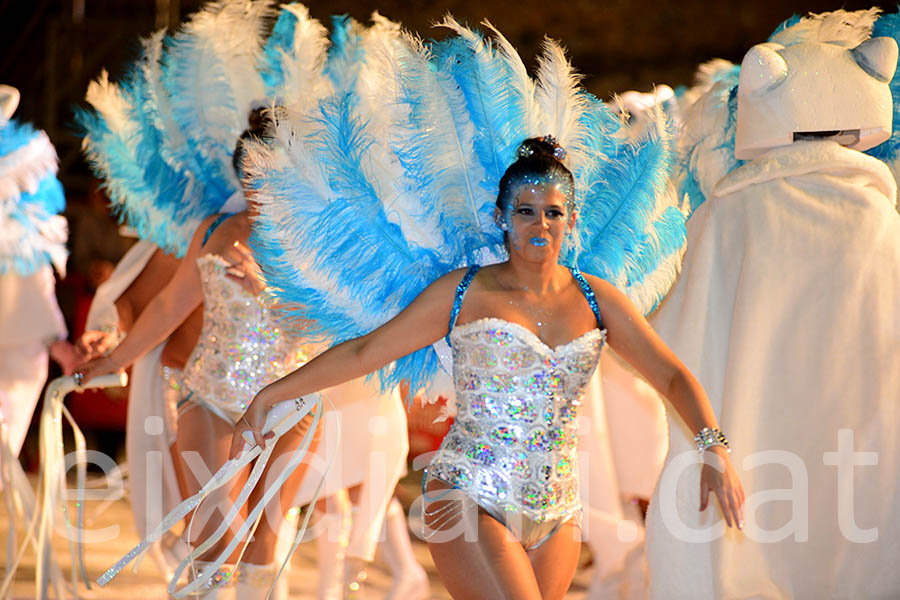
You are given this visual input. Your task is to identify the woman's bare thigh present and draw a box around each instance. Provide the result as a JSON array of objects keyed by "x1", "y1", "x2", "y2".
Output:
[{"x1": 528, "y1": 519, "x2": 582, "y2": 600}]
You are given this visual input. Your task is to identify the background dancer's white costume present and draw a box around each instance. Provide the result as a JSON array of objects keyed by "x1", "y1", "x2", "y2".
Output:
[
  {"x1": 82, "y1": 240, "x2": 186, "y2": 564},
  {"x1": 0, "y1": 85, "x2": 67, "y2": 480},
  {"x1": 645, "y1": 10, "x2": 900, "y2": 598}
]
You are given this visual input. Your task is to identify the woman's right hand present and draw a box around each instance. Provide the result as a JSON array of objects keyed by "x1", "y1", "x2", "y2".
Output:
[
  {"x1": 73, "y1": 355, "x2": 123, "y2": 387},
  {"x1": 229, "y1": 389, "x2": 276, "y2": 460},
  {"x1": 699, "y1": 447, "x2": 745, "y2": 529}
]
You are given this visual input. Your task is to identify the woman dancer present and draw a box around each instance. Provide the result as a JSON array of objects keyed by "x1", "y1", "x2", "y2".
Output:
[
  {"x1": 76, "y1": 127, "x2": 318, "y2": 599},
  {"x1": 235, "y1": 137, "x2": 745, "y2": 599}
]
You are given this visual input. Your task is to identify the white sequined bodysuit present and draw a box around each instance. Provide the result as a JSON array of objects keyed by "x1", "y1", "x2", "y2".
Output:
[
  {"x1": 180, "y1": 254, "x2": 309, "y2": 424},
  {"x1": 425, "y1": 266, "x2": 605, "y2": 548}
]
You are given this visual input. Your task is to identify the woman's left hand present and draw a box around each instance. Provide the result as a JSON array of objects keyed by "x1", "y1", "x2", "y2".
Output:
[
  {"x1": 699, "y1": 447, "x2": 745, "y2": 529},
  {"x1": 223, "y1": 241, "x2": 265, "y2": 296}
]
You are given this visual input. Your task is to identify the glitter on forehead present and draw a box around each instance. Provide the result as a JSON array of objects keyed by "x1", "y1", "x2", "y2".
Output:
[{"x1": 509, "y1": 174, "x2": 575, "y2": 211}]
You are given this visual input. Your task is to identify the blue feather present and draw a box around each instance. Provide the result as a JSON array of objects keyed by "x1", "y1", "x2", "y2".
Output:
[
  {"x1": 383, "y1": 33, "x2": 498, "y2": 257},
  {"x1": 574, "y1": 106, "x2": 684, "y2": 314},
  {"x1": 0, "y1": 175, "x2": 66, "y2": 276},
  {"x1": 260, "y1": 7, "x2": 299, "y2": 96},
  {"x1": 867, "y1": 11, "x2": 900, "y2": 164},
  {"x1": 0, "y1": 119, "x2": 41, "y2": 157},
  {"x1": 324, "y1": 15, "x2": 365, "y2": 92},
  {"x1": 430, "y1": 20, "x2": 538, "y2": 192},
  {"x1": 160, "y1": 31, "x2": 238, "y2": 205},
  {"x1": 251, "y1": 93, "x2": 451, "y2": 393}
]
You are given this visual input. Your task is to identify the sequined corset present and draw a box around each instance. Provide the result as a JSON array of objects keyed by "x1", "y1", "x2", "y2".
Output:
[
  {"x1": 181, "y1": 254, "x2": 309, "y2": 419},
  {"x1": 428, "y1": 318, "x2": 605, "y2": 523}
]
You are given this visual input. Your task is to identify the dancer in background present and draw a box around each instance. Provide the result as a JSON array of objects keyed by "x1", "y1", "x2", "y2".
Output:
[
  {"x1": 0, "y1": 84, "x2": 70, "y2": 480},
  {"x1": 77, "y1": 125, "x2": 320, "y2": 599},
  {"x1": 75, "y1": 238, "x2": 199, "y2": 579}
]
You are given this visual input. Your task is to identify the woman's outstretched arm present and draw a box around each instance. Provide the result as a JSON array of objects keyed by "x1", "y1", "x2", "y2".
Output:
[
  {"x1": 75, "y1": 215, "x2": 216, "y2": 383},
  {"x1": 587, "y1": 274, "x2": 745, "y2": 528},
  {"x1": 232, "y1": 269, "x2": 465, "y2": 455}
]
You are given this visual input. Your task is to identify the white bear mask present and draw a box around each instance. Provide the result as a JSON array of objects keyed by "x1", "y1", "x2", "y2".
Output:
[{"x1": 735, "y1": 37, "x2": 898, "y2": 160}]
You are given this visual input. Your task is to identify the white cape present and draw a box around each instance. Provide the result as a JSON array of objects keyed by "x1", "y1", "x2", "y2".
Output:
[{"x1": 645, "y1": 141, "x2": 900, "y2": 599}]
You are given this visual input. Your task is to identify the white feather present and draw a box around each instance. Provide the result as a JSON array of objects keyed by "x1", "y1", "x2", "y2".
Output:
[
  {"x1": 275, "y1": 4, "x2": 333, "y2": 114},
  {"x1": 481, "y1": 19, "x2": 542, "y2": 138},
  {"x1": 534, "y1": 38, "x2": 590, "y2": 173},
  {"x1": 770, "y1": 8, "x2": 879, "y2": 47}
]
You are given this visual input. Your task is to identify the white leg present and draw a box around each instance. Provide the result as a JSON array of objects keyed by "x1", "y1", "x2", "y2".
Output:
[
  {"x1": 317, "y1": 491, "x2": 352, "y2": 600},
  {"x1": 380, "y1": 497, "x2": 428, "y2": 600}
]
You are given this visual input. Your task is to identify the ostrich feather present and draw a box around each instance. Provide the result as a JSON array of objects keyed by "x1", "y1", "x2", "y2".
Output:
[
  {"x1": 368, "y1": 23, "x2": 496, "y2": 255},
  {"x1": 432, "y1": 16, "x2": 539, "y2": 188},
  {"x1": 249, "y1": 94, "x2": 446, "y2": 392},
  {"x1": 574, "y1": 104, "x2": 685, "y2": 314},
  {"x1": 260, "y1": 3, "x2": 332, "y2": 111},
  {"x1": 0, "y1": 119, "x2": 67, "y2": 275},
  {"x1": 161, "y1": 0, "x2": 272, "y2": 199},
  {"x1": 534, "y1": 37, "x2": 590, "y2": 166}
]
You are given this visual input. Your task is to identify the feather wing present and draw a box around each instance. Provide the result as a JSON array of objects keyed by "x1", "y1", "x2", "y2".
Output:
[
  {"x1": 260, "y1": 3, "x2": 332, "y2": 111},
  {"x1": 0, "y1": 120, "x2": 67, "y2": 275}
]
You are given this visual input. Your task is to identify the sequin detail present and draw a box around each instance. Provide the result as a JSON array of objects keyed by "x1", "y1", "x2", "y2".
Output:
[
  {"x1": 181, "y1": 255, "x2": 310, "y2": 422},
  {"x1": 446, "y1": 265, "x2": 479, "y2": 345},
  {"x1": 429, "y1": 318, "x2": 605, "y2": 523}
]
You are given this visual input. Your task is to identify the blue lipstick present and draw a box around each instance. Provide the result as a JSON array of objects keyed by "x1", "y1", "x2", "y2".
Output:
[{"x1": 529, "y1": 237, "x2": 549, "y2": 247}]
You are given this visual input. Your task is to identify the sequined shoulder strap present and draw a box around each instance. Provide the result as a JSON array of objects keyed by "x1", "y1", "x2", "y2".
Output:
[
  {"x1": 570, "y1": 267, "x2": 603, "y2": 329},
  {"x1": 445, "y1": 265, "x2": 480, "y2": 346},
  {"x1": 202, "y1": 213, "x2": 232, "y2": 246}
]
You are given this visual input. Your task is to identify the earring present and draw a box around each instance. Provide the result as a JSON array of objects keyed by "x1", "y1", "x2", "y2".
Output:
[{"x1": 498, "y1": 221, "x2": 508, "y2": 231}]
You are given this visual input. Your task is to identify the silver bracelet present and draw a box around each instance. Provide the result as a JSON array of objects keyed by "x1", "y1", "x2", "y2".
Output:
[{"x1": 695, "y1": 427, "x2": 730, "y2": 453}]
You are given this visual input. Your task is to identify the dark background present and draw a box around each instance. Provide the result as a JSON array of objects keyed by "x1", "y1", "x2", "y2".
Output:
[{"x1": 0, "y1": 0, "x2": 886, "y2": 193}]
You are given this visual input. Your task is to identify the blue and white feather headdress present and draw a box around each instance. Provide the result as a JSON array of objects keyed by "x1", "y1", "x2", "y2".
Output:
[
  {"x1": 0, "y1": 109, "x2": 67, "y2": 277},
  {"x1": 77, "y1": 0, "x2": 275, "y2": 256},
  {"x1": 248, "y1": 14, "x2": 683, "y2": 395}
]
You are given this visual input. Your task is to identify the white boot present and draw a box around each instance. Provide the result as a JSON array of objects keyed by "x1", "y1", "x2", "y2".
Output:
[
  {"x1": 380, "y1": 497, "x2": 428, "y2": 600},
  {"x1": 187, "y1": 560, "x2": 235, "y2": 599},
  {"x1": 317, "y1": 492, "x2": 352, "y2": 600},
  {"x1": 236, "y1": 562, "x2": 281, "y2": 600}
]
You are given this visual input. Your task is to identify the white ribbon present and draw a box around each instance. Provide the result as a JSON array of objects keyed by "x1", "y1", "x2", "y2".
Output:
[
  {"x1": 97, "y1": 394, "x2": 326, "y2": 599},
  {"x1": 1, "y1": 373, "x2": 126, "y2": 599}
]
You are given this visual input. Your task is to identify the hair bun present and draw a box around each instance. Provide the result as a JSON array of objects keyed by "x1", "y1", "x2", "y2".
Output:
[{"x1": 515, "y1": 135, "x2": 567, "y2": 162}]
